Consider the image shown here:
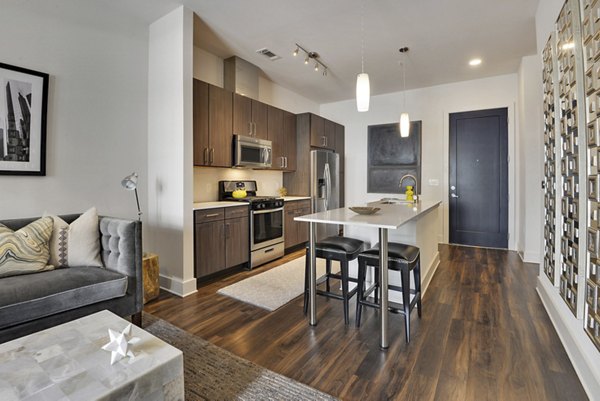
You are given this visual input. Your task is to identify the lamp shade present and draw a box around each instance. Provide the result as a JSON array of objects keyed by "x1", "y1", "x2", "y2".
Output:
[
  {"x1": 356, "y1": 73, "x2": 370, "y2": 112},
  {"x1": 400, "y1": 113, "x2": 410, "y2": 137},
  {"x1": 121, "y1": 172, "x2": 138, "y2": 190}
]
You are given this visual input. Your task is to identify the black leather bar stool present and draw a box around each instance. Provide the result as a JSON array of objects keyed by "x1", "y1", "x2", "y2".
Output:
[
  {"x1": 303, "y1": 236, "x2": 365, "y2": 325},
  {"x1": 356, "y1": 242, "x2": 422, "y2": 343}
]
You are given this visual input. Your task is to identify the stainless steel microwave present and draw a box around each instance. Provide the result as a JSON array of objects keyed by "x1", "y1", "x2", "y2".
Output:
[{"x1": 234, "y1": 135, "x2": 272, "y2": 168}]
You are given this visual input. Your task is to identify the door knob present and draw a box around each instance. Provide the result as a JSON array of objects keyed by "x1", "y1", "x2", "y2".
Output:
[{"x1": 451, "y1": 193, "x2": 459, "y2": 198}]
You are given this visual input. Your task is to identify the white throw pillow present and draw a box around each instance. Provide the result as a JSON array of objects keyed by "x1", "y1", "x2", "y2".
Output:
[{"x1": 44, "y1": 207, "x2": 103, "y2": 267}]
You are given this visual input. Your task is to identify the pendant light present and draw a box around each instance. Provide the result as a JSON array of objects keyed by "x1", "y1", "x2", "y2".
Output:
[
  {"x1": 356, "y1": 0, "x2": 370, "y2": 112},
  {"x1": 399, "y1": 47, "x2": 410, "y2": 137}
]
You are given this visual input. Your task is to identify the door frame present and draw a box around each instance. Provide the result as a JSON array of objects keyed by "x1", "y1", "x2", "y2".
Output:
[{"x1": 442, "y1": 103, "x2": 516, "y2": 250}]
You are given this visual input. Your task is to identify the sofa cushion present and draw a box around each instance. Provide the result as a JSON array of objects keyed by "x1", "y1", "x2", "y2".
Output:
[
  {"x1": 0, "y1": 217, "x2": 54, "y2": 278},
  {"x1": 0, "y1": 266, "x2": 127, "y2": 329},
  {"x1": 45, "y1": 207, "x2": 102, "y2": 268}
]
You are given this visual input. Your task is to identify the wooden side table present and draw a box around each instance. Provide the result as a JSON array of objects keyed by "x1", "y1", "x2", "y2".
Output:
[{"x1": 142, "y1": 252, "x2": 160, "y2": 304}]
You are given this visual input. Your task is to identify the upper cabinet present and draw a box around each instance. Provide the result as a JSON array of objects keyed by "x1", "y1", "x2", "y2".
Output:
[
  {"x1": 233, "y1": 94, "x2": 268, "y2": 140},
  {"x1": 193, "y1": 80, "x2": 233, "y2": 167},
  {"x1": 268, "y1": 106, "x2": 296, "y2": 171},
  {"x1": 193, "y1": 79, "x2": 297, "y2": 171},
  {"x1": 310, "y1": 114, "x2": 335, "y2": 150},
  {"x1": 193, "y1": 80, "x2": 209, "y2": 166},
  {"x1": 284, "y1": 113, "x2": 344, "y2": 197},
  {"x1": 334, "y1": 123, "x2": 344, "y2": 173},
  {"x1": 283, "y1": 110, "x2": 297, "y2": 171}
]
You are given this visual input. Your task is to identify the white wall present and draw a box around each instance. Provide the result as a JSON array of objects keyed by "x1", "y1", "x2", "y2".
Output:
[
  {"x1": 147, "y1": 6, "x2": 196, "y2": 297},
  {"x1": 320, "y1": 74, "x2": 518, "y2": 250},
  {"x1": 535, "y1": 0, "x2": 600, "y2": 398},
  {"x1": 517, "y1": 55, "x2": 543, "y2": 263},
  {"x1": 0, "y1": 1, "x2": 148, "y2": 221}
]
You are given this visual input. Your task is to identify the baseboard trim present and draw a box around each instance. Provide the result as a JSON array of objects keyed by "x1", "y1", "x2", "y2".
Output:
[
  {"x1": 159, "y1": 274, "x2": 198, "y2": 297},
  {"x1": 422, "y1": 251, "x2": 440, "y2": 296},
  {"x1": 536, "y1": 276, "x2": 600, "y2": 399}
]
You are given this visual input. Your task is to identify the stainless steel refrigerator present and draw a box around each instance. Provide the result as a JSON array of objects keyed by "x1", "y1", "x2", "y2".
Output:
[{"x1": 311, "y1": 149, "x2": 340, "y2": 241}]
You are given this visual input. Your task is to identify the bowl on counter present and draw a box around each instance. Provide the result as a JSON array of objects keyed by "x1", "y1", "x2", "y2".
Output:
[{"x1": 349, "y1": 206, "x2": 380, "y2": 215}]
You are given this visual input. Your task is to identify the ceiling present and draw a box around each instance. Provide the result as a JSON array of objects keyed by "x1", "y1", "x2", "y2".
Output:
[
  {"x1": 41, "y1": 0, "x2": 539, "y2": 105},
  {"x1": 187, "y1": 0, "x2": 539, "y2": 104}
]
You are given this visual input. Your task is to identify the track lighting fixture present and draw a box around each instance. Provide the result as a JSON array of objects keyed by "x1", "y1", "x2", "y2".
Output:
[{"x1": 293, "y1": 43, "x2": 329, "y2": 76}]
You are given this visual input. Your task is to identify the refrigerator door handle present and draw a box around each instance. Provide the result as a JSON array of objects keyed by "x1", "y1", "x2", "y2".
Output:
[{"x1": 324, "y1": 162, "x2": 331, "y2": 210}]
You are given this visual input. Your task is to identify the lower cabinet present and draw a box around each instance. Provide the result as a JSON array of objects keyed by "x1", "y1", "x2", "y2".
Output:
[
  {"x1": 284, "y1": 200, "x2": 311, "y2": 250},
  {"x1": 194, "y1": 206, "x2": 249, "y2": 278}
]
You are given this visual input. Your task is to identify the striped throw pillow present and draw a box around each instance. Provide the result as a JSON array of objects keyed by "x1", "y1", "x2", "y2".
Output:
[{"x1": 0, "y1": 217, "x2": 54, "y2": 278}]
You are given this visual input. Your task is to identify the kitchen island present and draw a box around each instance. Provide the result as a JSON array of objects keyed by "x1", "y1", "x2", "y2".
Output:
[{"x1": 295, "y1": 200, "x2": 441, "y2": 349}]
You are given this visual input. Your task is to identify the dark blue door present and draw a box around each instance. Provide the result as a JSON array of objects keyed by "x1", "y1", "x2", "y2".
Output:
[{"x1": 449, "y1": 108, "x2": 509, "y2": 248}]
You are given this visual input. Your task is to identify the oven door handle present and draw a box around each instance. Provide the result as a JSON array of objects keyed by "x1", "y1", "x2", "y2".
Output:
[{"x1": 252, "y1": 207, "x2": 284, "y2": 215}]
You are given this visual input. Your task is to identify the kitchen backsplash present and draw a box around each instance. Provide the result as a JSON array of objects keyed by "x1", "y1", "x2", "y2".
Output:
[{"x1": 194, "y1": 167, "x2": 283, "y2": 201}]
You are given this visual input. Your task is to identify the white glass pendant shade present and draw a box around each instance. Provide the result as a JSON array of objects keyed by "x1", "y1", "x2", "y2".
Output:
[
  {"x1": 356, "y1": 73, "x2": 370, "y2": 112},
  {"x1": 400, "y1": 112, "x2": 410, "y2": 137}
]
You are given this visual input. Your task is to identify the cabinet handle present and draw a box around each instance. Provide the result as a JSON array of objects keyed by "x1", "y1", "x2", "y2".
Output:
[
  {"x1": 252, "y1": 122, "x2": 257, "y2": 137},
  {"x1": 205, "y1": 213, "x2": 220, "y2": 218},
  {"x1": 209, "y1": 148, "x2": 214, "y2": 164},
  {"x1": 204, "y1": 148, "x2": 209, "y2": 165},
  {"x1": 248, "y1": 121, "x2": 253, "y2": 136},
  {"x1": 284, "y1": 157, "x2": 288, "y2": 168}
]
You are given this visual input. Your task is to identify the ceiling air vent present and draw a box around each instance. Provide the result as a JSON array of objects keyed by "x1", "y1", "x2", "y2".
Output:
[{"x1": 256, "y1": 48, "x2": 281, "y2": 61}]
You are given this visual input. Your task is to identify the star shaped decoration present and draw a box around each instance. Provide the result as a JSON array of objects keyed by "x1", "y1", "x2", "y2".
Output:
[{"x1": 101, "y1": 324, "x2": 140, "y2": 365}]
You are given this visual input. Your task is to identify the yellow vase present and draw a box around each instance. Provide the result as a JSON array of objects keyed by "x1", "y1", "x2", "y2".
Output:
[{"x1": 405, "y1": 185, "x2": 414, "y2": 202}]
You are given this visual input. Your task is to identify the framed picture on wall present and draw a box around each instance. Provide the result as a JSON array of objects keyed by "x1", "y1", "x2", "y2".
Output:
[{"x1": 0, "y1": 62, "x2": 49, "y2": 176}]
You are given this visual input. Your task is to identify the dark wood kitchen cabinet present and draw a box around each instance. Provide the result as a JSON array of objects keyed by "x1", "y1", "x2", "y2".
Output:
[
  {"x1": 193, "y1": 80, "x2": 233, "y2": 167},
  {"x1": 195, "y1": 220, "x2": 226, "y2": 277},
  {"x1": 194, "y1": 206, "x2": 249, "y2": 279},
  {"x1": 284, "y1": 113, "x2": 344, "y2": 198},
  {"x1": 233, "y1": 94, "x2": 268, "y2": 140},
  {"x1": 283, "y1": 109, "x2": 297, "y2": 171},
  {"x1": 268, "y1": 106, "x2": 297, "y2": 171},
  {"x1": 284, "y1": 199, "x2": 311, "y2": 250},
  {"x1": 334, "y1": 123, "x2": 345, "y2": 207},
  {"x1": 309, "y1": 113, "x2": 335, "y2": 150}
]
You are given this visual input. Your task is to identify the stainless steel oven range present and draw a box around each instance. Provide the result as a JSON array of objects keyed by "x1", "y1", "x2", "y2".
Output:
[{"x1": 219, "y1": 180, "x2": 284, "y2": 268}]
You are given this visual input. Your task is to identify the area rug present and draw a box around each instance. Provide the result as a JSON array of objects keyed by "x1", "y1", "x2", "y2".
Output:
[
  {"x1": 142, "y1": 313, "x2": 337, "y2": 401},
  {"x1": 217, "y1": 256, "x2": 339, "y2": 311}
]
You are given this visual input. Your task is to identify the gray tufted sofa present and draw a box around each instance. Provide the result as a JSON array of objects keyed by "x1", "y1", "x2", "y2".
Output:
[{"x1": 0, "y1": 214, "x2": 143, "y2": 343}]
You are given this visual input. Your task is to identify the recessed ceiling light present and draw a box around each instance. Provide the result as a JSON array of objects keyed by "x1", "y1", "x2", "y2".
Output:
[{"x1": 469, "y1": 58, "x2": 482, "y2": 66}]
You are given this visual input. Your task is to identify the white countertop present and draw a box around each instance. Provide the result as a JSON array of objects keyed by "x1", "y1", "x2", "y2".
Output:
[
  {"x1": 193, "y1": 201, "x2": 247, "y2": 210},
  {"x1": 294, "y1": 200, "x2": 441, "y2": 229},
  {"x1": 283, "y1": 196, "x2": 311, "y2": 201}
]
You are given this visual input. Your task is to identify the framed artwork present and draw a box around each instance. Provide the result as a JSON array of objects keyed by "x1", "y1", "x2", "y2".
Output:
[
  {"x1": 367, "y1": 121, "x2": 422, "y2": 194},
  {"x1": 0, "y1": 62, "x2": 49, "y2": 175}
]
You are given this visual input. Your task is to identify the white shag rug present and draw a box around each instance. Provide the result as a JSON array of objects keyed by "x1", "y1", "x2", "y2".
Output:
[{"x1": 217, "y1": 256, "x2": 340, "y2": 311}]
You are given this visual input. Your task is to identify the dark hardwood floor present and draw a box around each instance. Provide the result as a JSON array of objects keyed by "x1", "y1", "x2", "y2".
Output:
[{"x1": 144, "y1": 245, "x2": 588, "y2": 401}]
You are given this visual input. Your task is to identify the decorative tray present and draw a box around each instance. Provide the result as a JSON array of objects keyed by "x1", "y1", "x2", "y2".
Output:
[{"x1": 349, "y1": 206, "x2": 380, "y2": 215}]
